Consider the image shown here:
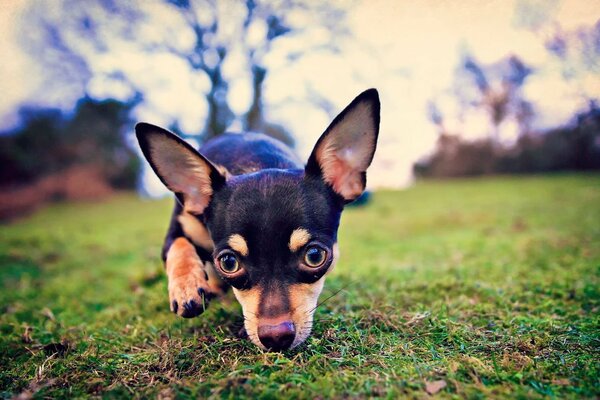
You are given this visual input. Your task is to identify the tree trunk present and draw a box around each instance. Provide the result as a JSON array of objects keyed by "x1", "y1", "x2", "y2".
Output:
[
  {"x1": 202, "y1": 60, "x2": 234, "y2": 140},
  {"x1": 244, "y1": 65, "x2": 267, "y2": 132}
]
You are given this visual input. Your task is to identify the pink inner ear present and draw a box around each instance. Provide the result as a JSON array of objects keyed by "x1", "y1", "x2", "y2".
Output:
[
  {"x1": 149, "y1": 135, "x2": 214, "y2": 215},
  {"x1": 182, "y1": 183, "x2": 213, "y2": 215},
  {"x1": 312, "y1": 98, "x2": 377, "y2": 201},
  {"x1": 317, "y1": 145, "x2": 366, "y2": 201}
]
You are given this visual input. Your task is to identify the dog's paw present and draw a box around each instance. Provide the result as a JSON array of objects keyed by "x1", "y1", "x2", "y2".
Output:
[
  {"x1": 168, "y1": 267, "x2": 215, "y2": 318},
  {"x1": 166, "y1": 237, "x2": 225, "y2": 318}
]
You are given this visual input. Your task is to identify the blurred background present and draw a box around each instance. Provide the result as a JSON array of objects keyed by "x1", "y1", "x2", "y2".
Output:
[{"x1": 0, "y1": 0, "x2": 598, "y2": 220}]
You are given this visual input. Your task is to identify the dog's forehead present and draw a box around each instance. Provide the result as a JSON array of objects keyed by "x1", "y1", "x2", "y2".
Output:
[{"x1": 207, "y1": 169, "x2": 339, "y2": 249}]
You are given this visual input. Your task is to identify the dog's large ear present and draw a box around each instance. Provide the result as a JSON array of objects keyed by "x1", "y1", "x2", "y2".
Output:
[
  {"x1": 135, "y1": 123, "x2": 225, "y2": 214},
  {"x1": 305, "y1": 88, "x2": 380, "y2": 202}
]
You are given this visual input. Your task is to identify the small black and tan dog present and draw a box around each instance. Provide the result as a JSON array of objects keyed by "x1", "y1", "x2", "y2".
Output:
[{"x1": 136, "y1": 89, "x2": 380, "y2": 351}]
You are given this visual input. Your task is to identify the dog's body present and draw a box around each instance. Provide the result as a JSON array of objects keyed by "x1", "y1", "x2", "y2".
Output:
[{"x1": 136, "y1": 89, "x2": 380, "y2": 350}]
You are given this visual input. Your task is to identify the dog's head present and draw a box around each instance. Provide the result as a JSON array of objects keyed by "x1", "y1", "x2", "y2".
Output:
[{"x1": 137, "y1": 89, "x2": 380, "y2": 350}]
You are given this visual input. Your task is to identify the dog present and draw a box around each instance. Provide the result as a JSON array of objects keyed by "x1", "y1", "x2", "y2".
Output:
[{"x1": 136, "y1": 88, "x2": 380, "y2": 351}]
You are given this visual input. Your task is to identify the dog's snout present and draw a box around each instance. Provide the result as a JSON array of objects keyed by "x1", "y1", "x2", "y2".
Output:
[{"x1": 258, "y1": 321, "x2": 296, "y2": 351}]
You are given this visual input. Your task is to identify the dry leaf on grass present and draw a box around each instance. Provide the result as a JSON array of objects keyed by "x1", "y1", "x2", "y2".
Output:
[
  {"x1": 15, "y1": 379, "x2": 56, "y2": 400},
  {"x1": 405, "y1": 311, "x2": 430, "y2": 326},
  {"x1": 425, "y1": 380, "x2": 447, "y2": 395},
  {"x1": 41, "y1": 307, "x2": 55, "y2": 321},
  {"x1": 22, "y1": 325, "x2": 33, "y2": 343}
]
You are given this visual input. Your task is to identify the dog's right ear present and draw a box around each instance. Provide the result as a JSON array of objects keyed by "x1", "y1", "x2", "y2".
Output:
[
  {"x1": 135, "y1": 123, "x2": 225, "y2": 215},
  {"x1": 305, "y1": 89, "x2": 380, "y2": 203}
]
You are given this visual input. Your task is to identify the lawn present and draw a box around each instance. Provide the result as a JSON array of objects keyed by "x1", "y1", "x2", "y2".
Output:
[{"x1": 1, "y1": 174, "x2": 598, "y2": 399}]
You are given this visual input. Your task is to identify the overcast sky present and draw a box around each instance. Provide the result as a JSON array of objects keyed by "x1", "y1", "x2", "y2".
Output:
[{"x1": 0, "y1": 0, "x2": 598, "y2": 191}]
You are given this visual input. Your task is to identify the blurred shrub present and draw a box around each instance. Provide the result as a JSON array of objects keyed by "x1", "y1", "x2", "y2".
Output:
[
  {"x1": 0, "y1": 97, "x2": 140, "y2": 220},
  {"x1": 0, "y1": 98, "x2": 139, "y2": 189},
  {"x1": 414, "y1": 104, "x2": 600, "y2": 178}
]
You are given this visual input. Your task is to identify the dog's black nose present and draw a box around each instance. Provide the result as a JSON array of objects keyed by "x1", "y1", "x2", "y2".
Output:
[{"x1": 258, "y1": 321, "x2": 296, "y2": 351}]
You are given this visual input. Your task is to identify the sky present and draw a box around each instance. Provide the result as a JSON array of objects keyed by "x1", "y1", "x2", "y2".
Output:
[{"x1": 0, "y1": 0, "x2": 598, "y2": 192}]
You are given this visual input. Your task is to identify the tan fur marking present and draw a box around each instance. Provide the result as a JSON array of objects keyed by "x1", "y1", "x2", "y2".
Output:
[
  {"x1": 166, "y1": 237, "x2": 199, "y2": 278},
  {"x1": 214, "y1": 164, "x2": 230, "y2": 179},
  {"x1": 288, "y1": 243, "x2": 339, "y2": 348},
  {"x1": 178, "y1": 213, "x2": 214, "y2": 250},
  {"x1": 232, "y1": 287, "x2": 263, "y2": 348},
  {"x1": 228, "y1": 234, "x2": 249, "y2": 257},
  {"x1": 165, "y1": 237, "x2": 212, "y2": 315},
  {"x1": 288, "y1": 278, "x2": 325, "y2": 348},
  {"x1": 288, "y1": 228, "x2": 311, "y2": 252},
  {"x1": 330, "y1": 243, "x2": 340, "y2": 273}
]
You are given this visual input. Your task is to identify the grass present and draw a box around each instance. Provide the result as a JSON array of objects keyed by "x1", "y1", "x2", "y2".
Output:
[{"x1": 1, "y1": 174, "x2": 599, "y2": 399}]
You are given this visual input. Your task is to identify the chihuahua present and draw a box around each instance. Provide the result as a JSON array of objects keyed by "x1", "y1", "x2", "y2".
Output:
[{"x1": 135, "y1": 88, "x2": 380, "y2": 351}]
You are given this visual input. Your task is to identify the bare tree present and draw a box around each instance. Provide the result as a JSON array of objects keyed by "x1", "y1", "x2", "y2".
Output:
[
  {"x1": 432, "y1": 52, "x2": 534, "y2": 142},
  {"x1": 22, "y1": 0, "x2": 350, "y2": 142},
  {"x1": 514, "y1": 0, "x2": 600, "y2": 104}
]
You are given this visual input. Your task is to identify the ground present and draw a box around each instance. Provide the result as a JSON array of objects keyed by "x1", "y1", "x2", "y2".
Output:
[{"x1": 1, "y1": 174, "x2": 598, "y2": 399}]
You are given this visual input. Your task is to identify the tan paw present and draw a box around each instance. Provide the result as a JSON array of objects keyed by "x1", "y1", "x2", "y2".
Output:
[
  {"x1": 166, "y1": 238, "x2": 221, "y2": 318},
  {"x1": 168, "y1": 266, "x2": 214, "y2": 318}
]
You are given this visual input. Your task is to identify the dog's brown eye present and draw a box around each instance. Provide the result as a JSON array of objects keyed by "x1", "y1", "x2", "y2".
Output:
[
  {"x1": 304, "y1": 246, "x2": 327, "y2": 268},
  {"x1": 218, "y1": 253, "x2": 240, "y2": 274}
]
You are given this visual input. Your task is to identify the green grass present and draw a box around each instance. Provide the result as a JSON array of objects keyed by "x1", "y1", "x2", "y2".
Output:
[{"x1": 1, "y1": 174, "x2": 599, "y2": 399}]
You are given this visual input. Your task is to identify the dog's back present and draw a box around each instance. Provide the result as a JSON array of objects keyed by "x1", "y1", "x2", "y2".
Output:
[{"x1": 200, "y1": 133, "x2": 303, "y2": 176}]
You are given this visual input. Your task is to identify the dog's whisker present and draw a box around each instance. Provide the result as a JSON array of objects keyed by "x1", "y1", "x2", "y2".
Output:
[
  {"x1": 289, "y1": 279, "x2": 355, "y2": 317},
  {"x1": 310, "y1": 279, "x2": 357, "y2": 313}
]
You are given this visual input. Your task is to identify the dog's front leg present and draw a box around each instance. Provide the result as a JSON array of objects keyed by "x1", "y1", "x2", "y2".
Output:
[{"x1": 165, "y1": 237, "x2": 223, "y2": 318}]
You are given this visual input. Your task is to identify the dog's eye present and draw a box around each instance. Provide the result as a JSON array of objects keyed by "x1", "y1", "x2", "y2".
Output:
[
  {"x1": 218, "y1": 253, "x2": 240, "y2": 274},
  {"x1": 304, "y1": 246, "x2": 327, "y2": 268}
]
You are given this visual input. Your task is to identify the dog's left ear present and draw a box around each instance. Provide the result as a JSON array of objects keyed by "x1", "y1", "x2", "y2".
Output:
[
  {"x1": 135, "y1": 123, "x2": 225, "y2": 215},
  {"x1": 305, "y1": 88, "x2": 380, "y2": 202}
]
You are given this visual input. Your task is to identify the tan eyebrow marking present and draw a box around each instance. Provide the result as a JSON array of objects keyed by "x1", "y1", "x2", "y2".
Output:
[
  {"x1": 228, "y1": 234, "x2": 249, "y2": 257},
  {"x1": 214, "y1": 163, "x2": 230, "y2": 179},
  {"x1": 289, "y1": 228, "x2": 311, "y2": 252}
]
